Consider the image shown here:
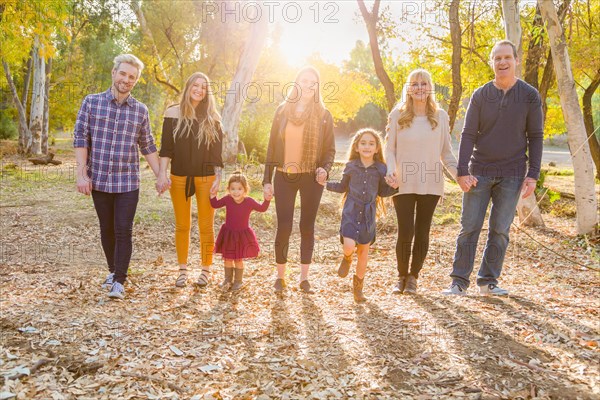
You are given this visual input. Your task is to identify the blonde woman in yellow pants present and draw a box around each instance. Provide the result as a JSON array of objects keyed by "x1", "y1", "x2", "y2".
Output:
[{"x1": 157, "y1": 72, "x2": 224, "y2": 287}]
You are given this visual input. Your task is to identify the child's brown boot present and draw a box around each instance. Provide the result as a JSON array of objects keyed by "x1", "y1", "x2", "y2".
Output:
[
  {"x1": 353, "y1": 275, "x2": 367, "y2": 303},
  {"x1": 232, "y1": 268, "x2": 244, "y2": 292},
  {"x1": 338, "y1": 254, "x2": 352, "y2": 278},
  {"x1": 220, "y1": 267, "x2": 234, "y2": 290}
]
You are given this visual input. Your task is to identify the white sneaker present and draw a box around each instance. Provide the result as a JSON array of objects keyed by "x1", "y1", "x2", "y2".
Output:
[
  {"x1": 442, "y1": 284, "x2": 467, "y2": 296},
  {"x1": 479, "y1": 284, "x2": 508, "y2": 296},
  {"x1": 102, "y1": 273, "x2": 114, "y2": 290},
  {"x1": 108, "y1": 282, "x2": 125, "y2": 299}
]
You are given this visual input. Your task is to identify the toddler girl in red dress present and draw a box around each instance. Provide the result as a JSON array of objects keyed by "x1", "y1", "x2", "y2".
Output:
[{"x1": 210, "y1": 172, "x2": 272, "y2": 291}]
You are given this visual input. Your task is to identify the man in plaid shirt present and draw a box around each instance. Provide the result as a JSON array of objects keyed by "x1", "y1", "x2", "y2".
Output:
[{"x1": 73, "y1": 54, "x2": 163, "y2": 300}]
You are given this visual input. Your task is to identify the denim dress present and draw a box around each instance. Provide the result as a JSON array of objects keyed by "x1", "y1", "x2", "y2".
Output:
[{"x1": 327, "y1": 160, "x2": 397, "y2": 244}]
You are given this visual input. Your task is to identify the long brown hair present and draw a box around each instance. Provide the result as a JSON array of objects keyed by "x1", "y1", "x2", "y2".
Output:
[
  {"x1": 173, "y1": 72, "x2": 221, "y2": 148},
  {"x1": 396, "y1": 69, "x2": 438, "y2": 130},
  {"x1": 347, "y1": 128, "x2": 386, "y2": 164},
  {"x1": 281, "y1": 66, "x2": 325, "y2": 117},
  {"x1": 343, "y1": 128, "x2": 387, "y2": 218}
]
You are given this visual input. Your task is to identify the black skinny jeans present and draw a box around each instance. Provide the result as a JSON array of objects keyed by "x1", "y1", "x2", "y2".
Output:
[
  {"x1": 91, "y1": 189, "x2": 139, "y2": 284},
  {"x1": 273, "y1": 171, "x2": 324, "y2": 264},
  {"x1": 393, "y1": 194, "x2": 440, "y2": 278}
]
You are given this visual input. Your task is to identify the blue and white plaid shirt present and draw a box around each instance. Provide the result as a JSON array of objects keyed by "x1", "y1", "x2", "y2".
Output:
[{"x1": 73, "y1": 88, "x2": 157, "y2": 193}]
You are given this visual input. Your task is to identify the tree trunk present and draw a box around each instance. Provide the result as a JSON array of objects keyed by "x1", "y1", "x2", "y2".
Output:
[
  {"x1": 220, "y1": 7, "x2": 268, "y2": 164},
  {"x1": 503, "y1": 0, "x2": 545, "y2": 227},
  {"x1": 357, "y1": 0, "x2": 396, "y2": 111},
  {"x1": 501, "y1": 0, "x2": 523, "y2": 66},
  {"x1": 29, "y1": 36, "x2": 45, "y2": 156},
  {"x1": 538, "y1": 0, "x2": 598, "y2": 235},
  {"x1": 523, "y1": 6, "x2": 544, "y2": 89},
  {"x1": 448, "y1": 0, "x2": 462, "y2": 134},
  {"x1": 21, "y1": 50, "x2": 33, "y2": 111},
  {"x1": 42, "y1": 58, "x2": 52, "y2": 155},
  {"x1": 538, "y1": 49, "x2": 554, "y2": 120},
  {"x1": 538, "y1": 0, "x2": 571, "y2": 122},
  {"x1": 3, "y1": 59, "x2": 32, "y2": 154},
  {"x1": 582, "y1": 68, "x2": 600, "y2": 179}
]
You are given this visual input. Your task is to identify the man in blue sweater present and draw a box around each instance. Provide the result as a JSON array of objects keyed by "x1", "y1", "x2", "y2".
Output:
[{"x1": 443, "y1": 40, "x2": 544, "y2": 296}]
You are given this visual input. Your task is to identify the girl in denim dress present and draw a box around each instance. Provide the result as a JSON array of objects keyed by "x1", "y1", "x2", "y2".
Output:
[{"x1": 320, "y1": 129, "x2": 397, "y2": 302}]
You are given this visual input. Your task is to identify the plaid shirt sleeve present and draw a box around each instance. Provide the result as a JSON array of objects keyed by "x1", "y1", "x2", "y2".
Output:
[
  {"x1": 137, "y1": 105, "x2": 157, "y2": 155},
  {"x1": 73, "y1": 96, "x2": 91, "y2": 148}
]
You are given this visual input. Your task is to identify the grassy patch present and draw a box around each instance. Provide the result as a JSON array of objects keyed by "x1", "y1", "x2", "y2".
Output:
[{"x1": 545, "y1": 168, "x2": 574, "y2": 176}]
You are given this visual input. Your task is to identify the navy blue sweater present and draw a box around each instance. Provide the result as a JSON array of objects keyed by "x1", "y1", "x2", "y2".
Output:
[{"x1": 458, "y1": 79, "x2": 544, "y2": 180}]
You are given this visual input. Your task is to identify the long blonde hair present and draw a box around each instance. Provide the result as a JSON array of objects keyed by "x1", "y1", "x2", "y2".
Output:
[
  {"x1": 343, "y1": 129, "x2": 387, "y2": 218},
  {"x1": 173, "y1": 72, "x2": 221, "y2": 148},
  {"x1": 396, "y1": 69, "x2": 438, "y2": 130}
]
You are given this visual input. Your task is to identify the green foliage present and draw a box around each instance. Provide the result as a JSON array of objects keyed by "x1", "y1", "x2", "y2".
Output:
[
  {"x1": 0, "y1": 110, "x2": 18, "y2": 140},
  {"x1": 536, "y1": 169, "x2": 562, "y2": 204},
  {"x1": 336, "y1": 102, "x2": 387, "y2": 134},
  {"x1": 1, "y1": 0, "x2": 598, "y2": 155},
  {"x1": 238, "y1": 107, "x2": 272, "y2": 162}
]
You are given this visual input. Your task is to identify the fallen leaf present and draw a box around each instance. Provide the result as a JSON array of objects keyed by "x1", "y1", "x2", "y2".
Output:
[{"x1": 169, "y1": 345, "x2": 184, "y2": 356}]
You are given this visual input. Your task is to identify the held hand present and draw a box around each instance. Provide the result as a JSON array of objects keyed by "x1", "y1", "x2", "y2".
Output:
[
  {"x1": 209, "y1": 184, "x2": 218, "y2": 198},
  {"x1": 156, "y1": 175, "x2": 170, "y2": 196},
  {"x1": 210, "y1": 178, "x2": 220, "y2": 197},
  {"x1": 315, "y1": 167, "x2": 327, "y2": 185},
  {"x1": 263, "y1": 183, "x2": 274, "y2": 199},
  {"x1": 457, "y1": 175, "x2": 477, "y2": 192},
  {"x1": 521, "y1": 177, "x2": 536, "y2": 199},
  {"x1": 76, "y1": 174, "x2": 92, "y2": 196},
  {"x1": 385, "y1": 173, "x2": 398, "y2": 189}
]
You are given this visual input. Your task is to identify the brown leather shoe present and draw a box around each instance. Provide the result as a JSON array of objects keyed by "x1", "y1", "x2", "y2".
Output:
[
  {"x1": 274, "y1": 278, "x2": 286, "y2": 293},
  {"x1": 353, "y1": 275, "x2": 367, "y2": 303},
  {"x1": 404, "y1": 275, "x2": 418, "y2": 294},
  {"x1": 392, "y1": 276, "x2": 406, "y2": 295},
  {"x1": 299, "y1": 279, "x2": 314, "y2": 294},
  {"x1": 338, "y1": 255, "x2": 352, "y2": 278}
]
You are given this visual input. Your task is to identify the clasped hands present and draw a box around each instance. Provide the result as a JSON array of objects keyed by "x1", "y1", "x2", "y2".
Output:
[{"x1": 155, "y1": 175, "x2": 171, "y2": 195}]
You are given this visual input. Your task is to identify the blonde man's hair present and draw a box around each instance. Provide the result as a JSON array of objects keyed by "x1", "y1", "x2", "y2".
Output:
[{"x1": 113, "y1": 54, "x2": 144, "y2": 78}]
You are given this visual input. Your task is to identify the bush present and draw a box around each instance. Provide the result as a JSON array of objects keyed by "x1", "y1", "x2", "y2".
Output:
[
  {"x1": 0, "y1": 111, "x2": 18, "y2": 140},
  {"x1": 238, "y1": 110, "x2": 271, "y2": 163}
]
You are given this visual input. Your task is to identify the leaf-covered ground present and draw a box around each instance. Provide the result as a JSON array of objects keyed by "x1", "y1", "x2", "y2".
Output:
[{"x1": 1, "y1": 150, "x2": 598, "y2": 399}]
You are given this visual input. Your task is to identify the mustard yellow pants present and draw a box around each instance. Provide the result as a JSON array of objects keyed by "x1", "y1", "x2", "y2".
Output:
[{"x1": 169, "y1": 174, "x2": 215, "y2": 267}]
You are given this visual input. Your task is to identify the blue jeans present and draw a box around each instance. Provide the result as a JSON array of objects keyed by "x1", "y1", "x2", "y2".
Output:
[
  {"x1": 450, "y1": 176, "x2": 523, "y2": 288},
  {"x1": 92, "y1": 189, "x2": 139, "y2": 284}
]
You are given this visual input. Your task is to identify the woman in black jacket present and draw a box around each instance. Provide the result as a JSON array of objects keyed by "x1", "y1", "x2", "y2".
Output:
[{"x1": 262, "y1": 66, "x2": 335, "y2": 294}]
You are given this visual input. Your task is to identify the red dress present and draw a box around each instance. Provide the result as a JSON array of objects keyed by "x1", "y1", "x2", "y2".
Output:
[{"x1": 210, "y1": 195, "x2": 270, "y2": 260}]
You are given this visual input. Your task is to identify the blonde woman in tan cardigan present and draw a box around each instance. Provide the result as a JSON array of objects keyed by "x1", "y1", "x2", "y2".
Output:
[{"x1": 384, "y1": 69, "x2": 458, "y2": 295}]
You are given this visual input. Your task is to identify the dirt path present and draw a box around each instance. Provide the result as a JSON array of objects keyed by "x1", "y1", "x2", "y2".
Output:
[{"x1": 0, "y1": 153, "x2": 598, "y2": 399}]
